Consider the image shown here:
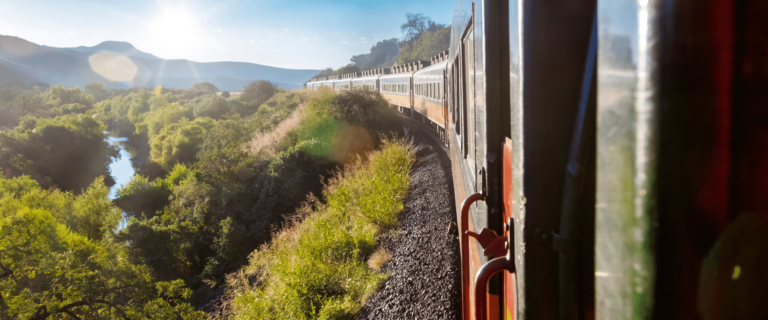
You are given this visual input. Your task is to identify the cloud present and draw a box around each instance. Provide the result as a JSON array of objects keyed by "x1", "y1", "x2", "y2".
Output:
[
  {"x1": 342, "y1": 41, "x2": 347, "y2": 44},
  {"x1": 217, "y1": 28, "x2": 221, "y2": 32},
  {"x1": 361, "y1": 37, "x2": 366, "y2": 40},
  {"x1": 251, "y1": 40, "x2": 254, "y2": 43},
  {"x1": 284, "y1": 29, "x2": 288, "y2": 31},
  {"x1": 362, "y1": 41, "x2": 369, "y2": 43}
]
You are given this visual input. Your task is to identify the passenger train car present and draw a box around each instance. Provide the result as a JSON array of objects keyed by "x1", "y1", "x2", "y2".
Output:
[{"x1": 307, "y1": 0, "x2": 768, "y2": 318}]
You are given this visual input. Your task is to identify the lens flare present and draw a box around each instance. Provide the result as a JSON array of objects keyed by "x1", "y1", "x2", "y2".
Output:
[{"x1": 88, "y1": 52, "x2": 138, "y2": 82}]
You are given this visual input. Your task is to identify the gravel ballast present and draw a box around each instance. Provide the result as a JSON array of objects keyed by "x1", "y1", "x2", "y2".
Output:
[{"x1": 359, "y1": 119, "x2": 462, "y2": 320}]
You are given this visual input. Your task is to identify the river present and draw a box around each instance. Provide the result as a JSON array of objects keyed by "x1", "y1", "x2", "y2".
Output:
[{"x1": 106, "y1": 132, "x2": 139, "y2": 199}]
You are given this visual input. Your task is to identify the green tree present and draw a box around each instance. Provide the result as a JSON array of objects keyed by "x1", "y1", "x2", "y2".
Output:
[
  {"x1": 196, "y1": 118, "x2": 256, "y2": 198},
  {"x1": 0, "y1": 90, "x2": 48, "y2": 128},
  {"x1": 0, "y1": 175, "x2": 120, "y2": 241},
  {"x1": 241, "y1": 80, "x2": 277, "y2": 108},
  {"x1": 189, "y1": 94, "x2": 230, "y2": 119},
  {"x1": 190, "y1": 83, "x2": 218, "y2": 95},
  {"x1": 0, "y1": 115, "x2": 119, "y2": 192},
  {"x1": 351, "y1": 38, "x2": 400, "y2": 70},
  {"x1": 400, "y1": 12, "x2": 445, "y2": 42},
  {"x1": 85, "y1": 82, "x2": 109, "y2": 102},
  {"x1": 0, "y1": 207, "x2": 205, "y2": 319},
  {"x1": 150, "y1": 117, "x2": 215, "y2": 170},
  {"x1": 181, "y1": 82, "x2": 219, "y2": 100},
  {"x1": 333, "y1": 64, "x2": 361, "y2": 76},
  {"x1": 44, "y1": 85, "x2": 94, "y2": 110},
  {"x1": 135, "y1": 94, "x2": 192, "y2": 137},
  {"x1": 396, "y1": 25, "x2": 450, "y2": 64}
]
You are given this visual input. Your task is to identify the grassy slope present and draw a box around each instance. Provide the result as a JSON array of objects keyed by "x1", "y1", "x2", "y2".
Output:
[{"x1": 228, "y1": 138, "x2": 414, "y2": 319}]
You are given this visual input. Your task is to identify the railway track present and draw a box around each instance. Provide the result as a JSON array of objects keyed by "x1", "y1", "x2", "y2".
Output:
[{"x1": 359, "y1": 116, "x2": 462, "y2": 320}]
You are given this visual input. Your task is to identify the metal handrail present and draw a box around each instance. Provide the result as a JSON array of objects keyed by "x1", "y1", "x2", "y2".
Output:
[
  {"x1": 460, "y1": 192, "x2": 485, "y2": 320},
  {"x1": 473, "y1": 217, "x2": 516, "y2": 320},
  {"x1": 474, "y1": 257, "x2": 516, "y2": 320}
]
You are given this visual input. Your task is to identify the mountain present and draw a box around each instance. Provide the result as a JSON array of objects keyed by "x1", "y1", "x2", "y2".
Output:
[
  {"x1": 0, "y1": 36, "x2": 320, "y2": 90},
  {"x1": 63, "y1": 41, "x2": 160, "y2": 60}
]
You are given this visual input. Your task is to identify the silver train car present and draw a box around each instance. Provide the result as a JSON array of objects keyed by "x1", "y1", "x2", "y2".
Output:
[{"x1": 305, "y1": 53, "x2": 449, "y2": 143}]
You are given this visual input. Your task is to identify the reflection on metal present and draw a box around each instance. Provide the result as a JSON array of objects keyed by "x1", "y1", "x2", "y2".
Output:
[
  {"x1": 89, "y1": 52, "x2": 138, "y2": 82},
  {"x1": 596, "y1": 0, "x2": 658, "y2": 318},
  {"x1": 467, "y1": 228, "x2": 507, "y2": 258},
  {"x1": 459, "y1": 192, "x2": 485, "y2": 320},
  {"x1": 474, "y1": 217, "x2": 516, "y2": 320}
]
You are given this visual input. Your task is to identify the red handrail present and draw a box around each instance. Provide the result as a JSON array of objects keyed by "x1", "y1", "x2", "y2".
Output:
[
  {"x1": 474, "y1": 257, "x2": 516, "y2": 320},
  {"x1": 460, "y1": 193, "x2": 485, "y2": 320}
]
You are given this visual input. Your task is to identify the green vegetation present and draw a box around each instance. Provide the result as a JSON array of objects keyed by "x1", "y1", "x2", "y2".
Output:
[
  {"x1": 351, "y1": 39, "x2": 400, "y2": 71},
  {"x1": 316, "y1": 13, "x2": 449, "y2": 76},
  {"x1": 228, "y1": 138, "x2": 414, "y2": 319},
  {"x1": 0, "y1": 115, "x2": 119, "y2": 192},
  {"x1": 0, "y1": 175, "x2": 206, "y2": 319},
  {"x1": 0, "y1": 79, "x2": 405, "y2": 318},
  {"x1": 396, "y1": 21, "x2": 450, "y2": 65}
]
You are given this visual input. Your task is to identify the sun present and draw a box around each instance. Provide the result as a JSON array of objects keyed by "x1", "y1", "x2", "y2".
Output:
[{"x1": 146, "y1": 3, "x2": 205, "y2": 58}]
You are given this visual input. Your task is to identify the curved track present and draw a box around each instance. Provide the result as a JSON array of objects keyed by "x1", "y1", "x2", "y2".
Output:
[{"x1": 359, "y1": 117, "x2": 461, "y2": 320}]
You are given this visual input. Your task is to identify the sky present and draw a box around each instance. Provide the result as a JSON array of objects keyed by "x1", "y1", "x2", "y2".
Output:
[{"x1": 0, "y1": 0, "x2": 454, "y2": 70}]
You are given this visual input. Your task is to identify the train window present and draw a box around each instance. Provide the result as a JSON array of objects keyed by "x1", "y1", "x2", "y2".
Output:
[{"x1": 463, "y1": 28, "x2": 475, "y2": 165}]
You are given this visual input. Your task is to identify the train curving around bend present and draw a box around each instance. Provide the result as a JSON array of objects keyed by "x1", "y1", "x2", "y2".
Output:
[{"x1": 306, "y1": 0, "x2": 768, "y2": 319}]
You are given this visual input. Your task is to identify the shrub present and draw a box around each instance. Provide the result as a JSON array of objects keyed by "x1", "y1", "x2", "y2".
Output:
[{"x1": 228, "y1": 138, "x2": 414, "y2": 319}]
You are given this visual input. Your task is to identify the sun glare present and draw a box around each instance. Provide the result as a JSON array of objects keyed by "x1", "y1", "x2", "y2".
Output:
[{"x1": 146, "y1": 3, "x2": 205, "y2": 58}]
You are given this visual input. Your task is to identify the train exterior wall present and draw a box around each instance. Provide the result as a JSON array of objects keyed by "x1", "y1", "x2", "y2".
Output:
[
  {"x1": 380, "y1": 92, "x2": 411, "y2": 109},
  {"x1": 413, "y1": 97, "x2": 446, "y2": 127}
]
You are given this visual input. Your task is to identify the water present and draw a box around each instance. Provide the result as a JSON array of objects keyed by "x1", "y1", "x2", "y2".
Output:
[{"x1": 106, "y1": 132, "x2": 138, "y2": 199}]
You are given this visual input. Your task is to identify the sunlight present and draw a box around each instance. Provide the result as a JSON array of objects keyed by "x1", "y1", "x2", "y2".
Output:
[
  {"x1": 145, "y1": 2, "x2": 205, "y2": 58},
  {"x1": 89, "y1": 52, "x2": 138, "y2": 82}
]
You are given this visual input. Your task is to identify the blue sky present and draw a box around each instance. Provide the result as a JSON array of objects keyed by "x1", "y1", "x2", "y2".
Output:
[{"x1": 0, "y1": 0, "x2": 454, "y2": 70}]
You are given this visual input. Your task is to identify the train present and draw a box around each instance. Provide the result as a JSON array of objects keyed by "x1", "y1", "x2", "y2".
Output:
[
  {"x1": 307, "y1": 53, "x2": 450, "y2": 144},
  {"x1": 306, "y1": 0, "x2": 768, "y2": 319}
]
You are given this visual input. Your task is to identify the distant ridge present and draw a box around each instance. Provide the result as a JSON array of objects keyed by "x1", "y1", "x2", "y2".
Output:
[
  {"x1": 0, "y1": 36, "x2": 320, "y2": 90},
  {"x1": 64, "y1": 41, "x2": 160, "y2": 60}
]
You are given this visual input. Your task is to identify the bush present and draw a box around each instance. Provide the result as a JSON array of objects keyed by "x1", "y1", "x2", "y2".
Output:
[
  {"x1": 241, "y1": 80, "x2": 277, "y2": 108},
  {"x1": 0, "y1": 115, "x2": 119, "y2": 192},
  {"x1": 228, "y1": 138, "x2": 414, "y2": 319}
]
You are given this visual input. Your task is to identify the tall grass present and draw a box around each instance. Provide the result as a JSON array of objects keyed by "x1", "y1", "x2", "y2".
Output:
[
  {"x1": 227, "y1": 138, "x2": 414, "y2": 319},
  {"x1": 246, "y1": 104, "x2": 306, "y2": 158}
]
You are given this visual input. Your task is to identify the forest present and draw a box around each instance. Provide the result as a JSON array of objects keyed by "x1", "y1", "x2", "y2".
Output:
[
  {"x1": 0, "y1": 75, "x2": 411, "y2": 318},
  {"x1": 312, "y1": 13, "x2": 450, "y2": 79}
]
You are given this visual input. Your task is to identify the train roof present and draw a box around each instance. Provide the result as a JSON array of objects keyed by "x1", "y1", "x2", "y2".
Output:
[
  {"x1": 413, "y1": 60, "x2": 448, "y2": 78},
  {"x1": 351, "y1": 75, "x2": 380, "y2": 82},
  {"x1": 379, "y1": 71, "x2": 414, "y2": 80}
]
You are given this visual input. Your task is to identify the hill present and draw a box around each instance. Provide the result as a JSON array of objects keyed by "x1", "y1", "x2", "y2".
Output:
[
  {"x1": 63, "y1": 41, "x2": 160, "y2": 60},
  {"x1": 0, "y1": 36, "x2": 319, "y2": 90}
]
